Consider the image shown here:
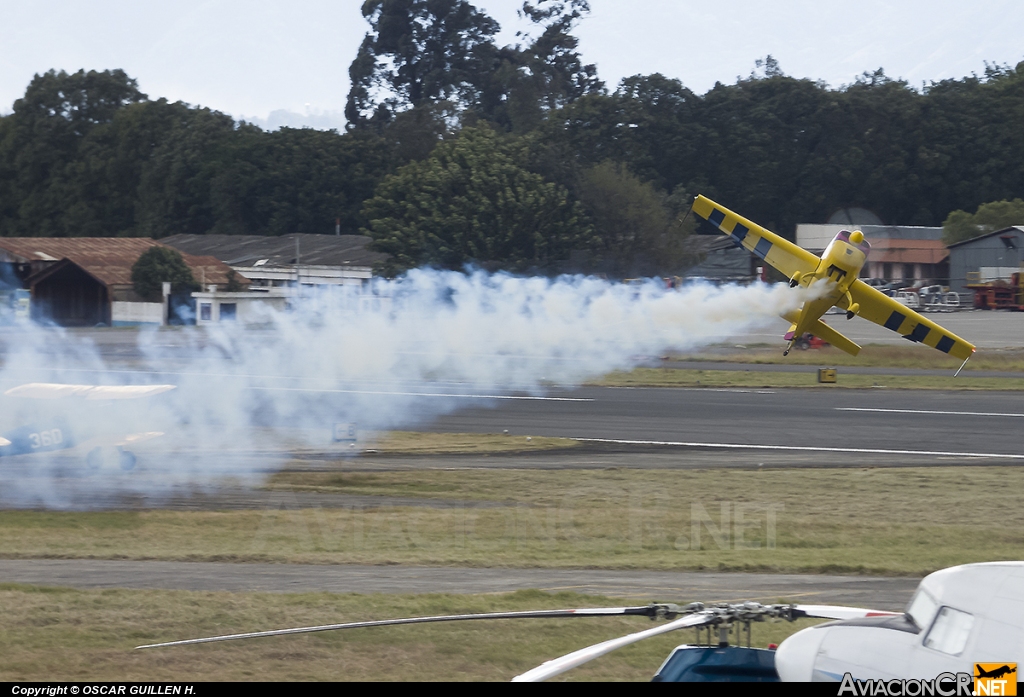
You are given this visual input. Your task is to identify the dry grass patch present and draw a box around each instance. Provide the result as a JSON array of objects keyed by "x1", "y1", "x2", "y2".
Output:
[
  {"x1": 594, "y1": 367, "x2": 1024, "y2": 390},
  {"x1": 671, "y1": 345, "x2": 1024, "y2": 372},
  {"x1": 2, "y1": 467, "x2": 1023, "y2": 575},
  {"x1": 0, "y1": 586, "x2": 823, "y2": 681},
  {"x1": 361, "y1": 431, "x2": 579, "y2": 454}
]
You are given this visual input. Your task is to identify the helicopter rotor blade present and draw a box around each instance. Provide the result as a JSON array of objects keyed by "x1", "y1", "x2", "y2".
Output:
[
  {"x1": 512, "y1": 611, "x2": 715, "y2": 683},
  {"x1": 790, "y1": 604, "x2": 899, "y2": 621},
  {"x1": 134, "y1": 604, "x2": 690, "y2": 650}
]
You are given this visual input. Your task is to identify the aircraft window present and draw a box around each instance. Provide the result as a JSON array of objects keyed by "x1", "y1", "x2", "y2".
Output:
[
  {"x1": 906, "y1": 589, "x2": 938, "y2": 630},
  {"x1": 923, "y1": 607, "x2": 974, "y2": 655}
]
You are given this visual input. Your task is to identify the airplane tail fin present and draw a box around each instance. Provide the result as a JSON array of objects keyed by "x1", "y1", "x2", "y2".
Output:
[{"x1": 805, "y1": 319, "x2": 861, "y2": 356}]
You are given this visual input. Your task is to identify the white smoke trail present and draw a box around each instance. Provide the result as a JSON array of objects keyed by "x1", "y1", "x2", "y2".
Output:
[{"x1": 0, "y1": 270, "x2": 815, "y2": 507}]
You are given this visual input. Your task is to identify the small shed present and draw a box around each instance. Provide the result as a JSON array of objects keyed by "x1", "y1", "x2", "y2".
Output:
[{"x1": 192, "y1": 289, "x2": 289, "y2": 325}]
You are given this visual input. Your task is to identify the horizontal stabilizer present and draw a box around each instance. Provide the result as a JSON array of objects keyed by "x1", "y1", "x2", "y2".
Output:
[{"x1": 805, "y1": 319, "x2": 861, "y2": 356}]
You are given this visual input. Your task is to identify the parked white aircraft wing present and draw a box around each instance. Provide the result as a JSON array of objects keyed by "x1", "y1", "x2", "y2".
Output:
[{"x1": 4, "y1": 383, "x2": 176, "y2": 400}]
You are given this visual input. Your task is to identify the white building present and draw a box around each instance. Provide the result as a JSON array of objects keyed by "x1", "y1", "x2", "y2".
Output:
[
  {"x1": 192, "y1": 288, "x2": 290, "y2": 325},
  {"x1": 162, "y1": 233, "x2": 391, "y2": 323},
  {"x1": 161, "y1": 233, "x2": 386, "y2": 295}
]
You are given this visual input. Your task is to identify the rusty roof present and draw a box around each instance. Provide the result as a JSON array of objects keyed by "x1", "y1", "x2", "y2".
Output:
[
  {"x1": 0, "y1": 238, "x2": 245, "y2": 289},
  {"x1": 868, "y1": 238, "x2": 949, "y2": 265}
]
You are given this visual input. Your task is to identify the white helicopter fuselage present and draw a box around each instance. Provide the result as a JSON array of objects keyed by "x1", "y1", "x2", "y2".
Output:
[{"x1": 776, "y1": 562, "x2": 1024, "y2": 682}]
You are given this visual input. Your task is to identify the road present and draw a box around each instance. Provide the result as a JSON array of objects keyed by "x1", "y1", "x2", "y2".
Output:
[{"x1": 0, "y1": 559, "x2": 920, "y2": 611}]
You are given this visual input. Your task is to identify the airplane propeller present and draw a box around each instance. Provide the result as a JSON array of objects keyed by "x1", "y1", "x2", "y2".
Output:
[{"x1": 136, "y1": 600, "x2": 897, "y2": 681}]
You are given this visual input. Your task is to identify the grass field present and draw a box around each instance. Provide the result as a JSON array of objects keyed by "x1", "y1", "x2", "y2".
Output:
[
  {"x1": 671, "y1": 345, "x2": 1024, "y2": 372},
  {"x1": 0, "y1": 585, "x2": 824, "y2": 681},
  {"x1": 595, "y1": 367, "x2": 1024, "y2": 390},
  {"x1": 2, "y1": 467, "x2": 1021, "y2": 576},
  {"x1": 362, "y1": 431, "x2": 579, "y2": 454}
]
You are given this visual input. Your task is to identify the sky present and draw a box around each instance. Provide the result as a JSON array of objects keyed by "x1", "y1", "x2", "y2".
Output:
[{"x1": 2, "y1": 0, "x2": 1023, "y2": 129}]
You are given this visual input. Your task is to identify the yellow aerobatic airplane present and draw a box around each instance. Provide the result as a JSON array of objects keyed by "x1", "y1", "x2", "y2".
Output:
[{"x1": 691, "y1": 195, "x2": 976, "y2": 368}]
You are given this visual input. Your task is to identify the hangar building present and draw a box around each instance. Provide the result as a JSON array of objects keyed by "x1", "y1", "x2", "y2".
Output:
[
  {"x1": 0, "y1": 238, "x2": 239, "y2": 326},
  {"x1": 796, "y1": 224, "x2": 948, "y2": 283},
  {"x1": 159, "y1": 234, "x2": 386, "y2": 291},
  {"x1": 947, "y1": 226, "x2": 1024, "y2": 294}
]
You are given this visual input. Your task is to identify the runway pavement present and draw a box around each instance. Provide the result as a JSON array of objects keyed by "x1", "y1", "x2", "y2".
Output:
[
  {"x1": 424, "y1": 385, "x2": 1024, "y2": 462},
  {"x1": 2, "y1": 385, "x2": 1022, "y2": 512}
]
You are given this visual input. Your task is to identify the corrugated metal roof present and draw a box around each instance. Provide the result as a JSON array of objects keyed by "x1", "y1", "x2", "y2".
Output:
[
  {"x1": 160, "y1": 234, "x2": 388, "y2": 268},
  {"x1": 0, "y1": 238, "x2": 243, "y2": 289},
  {"x1": 947, "y1": 226, "x2": 1024, "y2": 248}
]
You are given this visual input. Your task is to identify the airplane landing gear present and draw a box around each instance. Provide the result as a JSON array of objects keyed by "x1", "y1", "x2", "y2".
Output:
[
  {"x1": 119, "y1": 448, "x2": 137, "y2": 471},
  {"x1": 86, "y1": 447, "x2": 104, "y2": 471},
  {"x1": 847, "y1": 311, "x2": 855, "y2": 320},
  {"x1": 85, "y1": 446, "x2": 137, "y2": 472}
]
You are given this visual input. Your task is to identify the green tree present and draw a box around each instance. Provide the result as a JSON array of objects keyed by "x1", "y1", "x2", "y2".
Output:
[
  {"x1": 574, "y1": 161, "x2": 693, "y2": 276},
  {"x1": 345, "y1": 1, "x2": 602, "y2": 135},
  {"x1": 133, "y1": 105, "x2": 238, "y2": 238},
  {"x1": 362, "y1": 125, "x2": 592, "y2": 274},
  {"x1": 0, "y1": 69, "x2": 147, "y2": 236},
  {"x1": 943, "y1": 199, "x2": 1024, "y2": 245},
  {"x1": 201, "y1": 124, "x2": 392, "y2": 237},
  {"x1": 516, "y1": 1, "x2": 602, "y2": 111},
  {"x1": 131, "y1": 246, "x2": 199, "y2": 301},
  {"x1": 481, "y1": 1, "x2": 602, "y2": 132},
  {"x1": 345, "y1": 0, "x2": 501, "y2": 127}
]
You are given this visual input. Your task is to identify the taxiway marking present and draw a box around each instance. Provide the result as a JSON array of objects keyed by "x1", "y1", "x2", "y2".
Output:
[
  {"x1": 577, "y1": 438, "x2": 1024, "y2": 460},
  {"x1": 836, "y1": 407, "x2": 1024, "y2": 418}
]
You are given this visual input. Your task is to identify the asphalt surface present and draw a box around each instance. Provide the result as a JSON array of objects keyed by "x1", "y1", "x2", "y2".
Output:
[
  {"x1": 2, "y1": 385, "x2": 1022, "y2": 511},
  {"x1": 0, "y1": 559, "x2": 919, "y2": 611},
  {"x1": 423, "y1": 385, "x2": 1024, "y2": 461},
  {"x1": 1, "y1": 318, "x2": 1020, "y2": 605}
]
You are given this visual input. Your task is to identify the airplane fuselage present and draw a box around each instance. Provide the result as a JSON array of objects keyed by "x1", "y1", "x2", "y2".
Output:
[
  {"x1": 785, "y1": 231, "x2": 870, "y2": 345},
  {"x1": 776, "y1": 562, "x2": 1024, "y2": 682},
  {"x1": 0, "y1": 421, "x2": 75, "y2": 456},
  {"x1": 692, "y1": 195, "x2": 975, "y2": 360}
]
